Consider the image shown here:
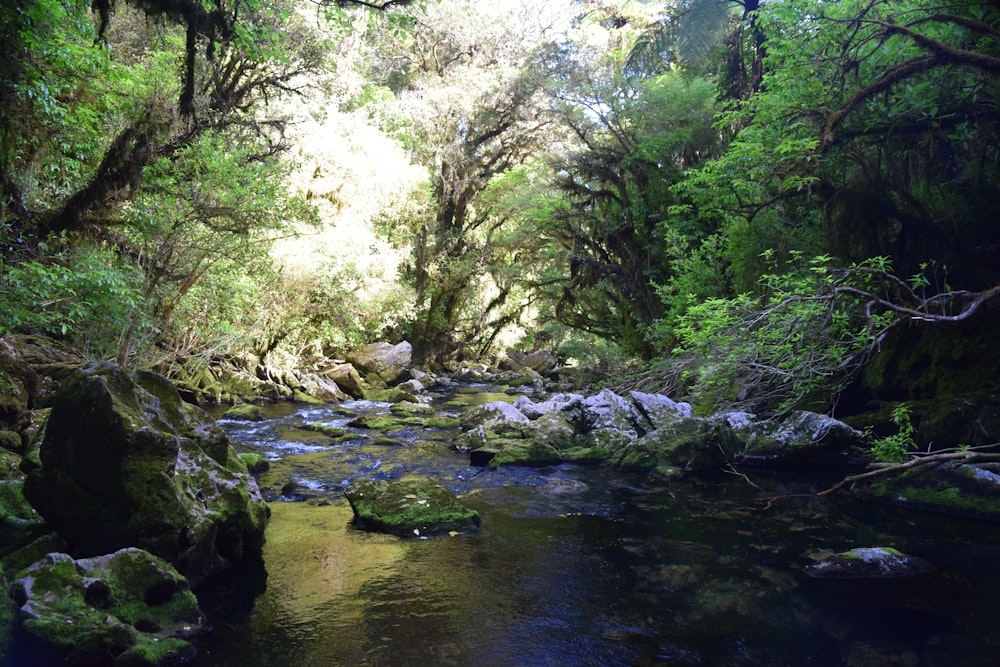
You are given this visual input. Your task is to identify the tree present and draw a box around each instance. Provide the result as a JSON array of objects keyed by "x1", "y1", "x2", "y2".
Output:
[
  {"x1": 546, "y1": 12, "x2": 720, "y2": 356},
  {"x1": 362, "y1": 0, "x2": 567, "y2": 366}
]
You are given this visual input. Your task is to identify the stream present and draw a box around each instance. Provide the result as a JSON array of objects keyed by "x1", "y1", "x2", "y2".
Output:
[{"x1": 190, "y1": 385, "x2": 1000, "y2": 666}]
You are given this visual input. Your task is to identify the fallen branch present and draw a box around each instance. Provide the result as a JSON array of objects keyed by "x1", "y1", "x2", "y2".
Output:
[{"x1": 818, "y1": 443, "x2": 1000, "y2": 496}]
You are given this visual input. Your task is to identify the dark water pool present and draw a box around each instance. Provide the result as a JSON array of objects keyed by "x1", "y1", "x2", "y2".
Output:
[{"x1": 185, "y1": 395, "x2": 1000, "y2": 666}]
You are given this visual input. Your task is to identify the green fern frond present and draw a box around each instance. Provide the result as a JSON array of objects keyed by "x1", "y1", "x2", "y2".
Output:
[{"x1": 677, "y1": 0, "x2": 739, "y2": 65}]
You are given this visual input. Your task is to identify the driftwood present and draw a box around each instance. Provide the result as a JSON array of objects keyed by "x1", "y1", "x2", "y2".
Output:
[{"x1": 818, "y1": 442, "x2": 1000, "y2": 496}]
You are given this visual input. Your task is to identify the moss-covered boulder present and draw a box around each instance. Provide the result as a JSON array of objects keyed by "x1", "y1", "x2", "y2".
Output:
[
  {"x1": 0, "y1": 480, "x2": 47, "y2": 558},
  {"x1": 11, "y1": 548, "x2": 206, "y2": 666},
  {"x1": 345, "y1": 341, "x2": 412, "y2": 387},
  {"x1": 0, "y1": 338, "x2": 34, "y2": 435},
  {"x1": 477, "y1": 438, "x2": 564, "y2": 468},
  {"x1": 345, "y1": 479, "x2": 480, "y2": 537},
  {"x1": 610, "y1": 416, "x2": 741, "y2": 477},
  {"x1": 238, "y1": 452, "x2": 270, "y2": 475},
  {"x1": 735, "y1": 411, "x2": 863, "y2": 466},
  {"x1": 803, "y1": 547, "x2": 929, "y2": 579},
  {"x1": 860, "y1": 461, "x2": 1000, "y2": 521},
  {"x1": 23, "y1": 362, "x2": 268, "y2": 584},
  {"x1": 459, "y1": 401, "x2": 529, "y2": 432},
  {"x1": 222, "y1": 403, "x2": 264, "y2": 421}
]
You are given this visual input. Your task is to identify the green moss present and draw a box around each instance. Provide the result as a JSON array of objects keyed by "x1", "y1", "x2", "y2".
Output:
[
  {"x1": 238, "y1": 452, "x2": 269, "y2": 474},
  {"x1": 345, "y1": 479, "x2": 480, "y2": 536},
  {"x1": 560, "y1": 446, "x2": 613, "y2": 463},
  {"x1": 291, "y1": 390, "x2": 324, "y2": 404},
  {"x1": 424, "y1": 416, "x2": 462, "y2": 429},
  {"x1": 13, "y1": 550, "x2": 204, "y2": 666},
  {"x1": 842, "y1": 546, "x2": 902, "y2": 560},
  {"x1": 223, "y1": 403, "x2": 264, "y2": 421},
  {"x1": 864, "y1": 462, "x2": 1000, "y2": 520},
  {"x1": 347, "y1": 415, "x2": 401, "y2": 430},
  {"x1": 488, "y1": 439, "x2": 562, "y2": 468},
  {"x1": 303, "y1": 423, "x2": 349, "y2": 438}
]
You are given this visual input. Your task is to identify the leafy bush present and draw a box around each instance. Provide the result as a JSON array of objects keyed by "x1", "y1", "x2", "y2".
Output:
[
  {"x1": 663, "y1": 253, "x2": 894, "y2": 415},
  {"x1": 0, "y1": 243, "x2": 147, "y2": 359},
  {"x1": 868, "y1": 403, "x2": 917, "y2": 463}
]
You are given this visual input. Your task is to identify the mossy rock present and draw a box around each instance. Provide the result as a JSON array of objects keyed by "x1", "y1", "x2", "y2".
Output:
[
  {"x1": 0, "y1": 480, "x2": 47, "y2": 558},
  {"x1": 861, "y1": 461, "x2": 1000, "y2": 521},
  {"x1": 390, "y1": 401, "x2": 436, "y2": 416},
  {"x1": 291, "y1": 390, "x2": 325, "y2": 405},
  {"x1": 485, "y1": 438, "x2": 563, "y2": 468},
  {"x1": 0, "y1": 450, "x2": 22, "y2": 481},
  {"x1": 345, "y1": 479, "x2": 480, "y2": 537},
  {"x1": 560, "y1": 446, "x2": 615, "y2": 464},
  {"x1": 22, "y1": 362, "x2": 267, "y2": 584},
  {"x1": 10, "y1": 549, "x2": 205, "y2": 666},
  {"x1": 238, "y1": 452, "x2": 270, "y2": 474},
  {"x1": 303, "y1": 423, "x2": 350, "y2": 438},
  {"x1": 803, "y1": 547, "x2": 929, "y2": 579},
  {"x1": 223, "y1": 403, "x2": 264, "y2": 421},
  {"x1": 363, "y1": 388, "x2": 417, "y2": 403},
  {"x1": 611, "y1": 417, "x2": 739, "y2": 475},
  {"x1": 423, "y1": 416, "x2": 462, "y2": 429},
  {"x1": 347, "y1": 415, "x2": 402, "y2": 431}
]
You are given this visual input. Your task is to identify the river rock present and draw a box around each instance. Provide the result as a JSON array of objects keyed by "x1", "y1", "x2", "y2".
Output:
[
  {"x1": 297, "y1": 372, "x2": 349, "y2": 402},
  {"x1": 610, "y1": 416, "x2": 741, "y2": 477},
  {"x1": 0, "y1": 337, "x2": 34, "y2": 437},
  {"x1": 501, "y1": 349, "x2": 559, "y2": 375},
  {"x1": 11, "y1": 548, "x2": 206, "y2": 666},
  {"x1": 803, "y1": 547, "x2": 929, "y2": 579},
  {"x1": 513, "y1": 393, "x2": 583, "y2": 419},
  {"x1": 325, "y1": 363, "x2": 368, "y2": 399},
  {"x1": 346, "y1": 341, "x2": 412, "y2": 387},
  {"x1": 345, "y1": 479, "x2": 480, "y2": 537},
  {"x1": 860, "y1": 461, "x2": 1000, "y2": 521},
  {"x1": 629, "y1": 391, "x2": 693, "y2": 430},
  {"x1": 735, "y1": 411, "x2": 863, "y2": 466},
  {"x1": 23, "y1": 362, "x2": 268, "y2": 584},
  {"x1": 577, "y1": 389, "x2": 643, "y2": 437},
  {"x1": 0, "y1": 480, "x2": 47, "y2": 556},
  {"x1": 459, "y1": 401, "x2": 530, "y2": 432}
]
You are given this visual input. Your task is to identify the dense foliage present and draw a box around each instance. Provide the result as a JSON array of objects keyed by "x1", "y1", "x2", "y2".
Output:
[{"x1": 2, "y1": 0, "x2": 998, "y2": 428}]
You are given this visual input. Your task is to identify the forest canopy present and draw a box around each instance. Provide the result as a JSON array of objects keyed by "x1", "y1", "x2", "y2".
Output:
[{"x1": 1, "y1": 0, "x2": 998, "y2": 419}]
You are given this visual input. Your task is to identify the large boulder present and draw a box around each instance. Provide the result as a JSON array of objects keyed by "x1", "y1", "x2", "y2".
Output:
[
  {"x1": 0, "y1": 480, "x2": 47, "y2": 557},
  {"x1": 11, "y1": 548, "x2": 206, "y2": 666},
  {"x1": 459, "y1": 401, "x2": 530, "y2": 432},
  {"x1": 735, "y1": 411, "x2": 863, "y2": 466},
  {"x1": 23, "y1": 362, "x2": 268, "y2": 584},
  {"x1": 324, "y1": 363, "x2": 369, "y2": 399},
  {"x1": 501, "y1": 350, "x2": 559, "y2": 375},
  {"x1": 629, "y1": 391, "x2": 693, "y2": 430},
  {"x1": 345, "y1": 342, "x2": 412, "y2": 387},
  {"x1": 611, "y1": 416, "x2": 742, "y2": 477},
  {"x1": 0, "y1": 337, "x2": 35, "y2": 439},
  {"x1": 345, "y1": 479, "x2": 480, "y2": 537},
  {"x1": 859, "y1": 461, "x2": 1000, "y2": 521}
]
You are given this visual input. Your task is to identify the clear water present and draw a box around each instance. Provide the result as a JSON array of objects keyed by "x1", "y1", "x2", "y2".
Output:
[
  {"x1": 11, "y1": 390, "x2": 999, "y2": 666},
  {"x1": 183, "y1": 393, "x2": 1000, "y2": 666}
]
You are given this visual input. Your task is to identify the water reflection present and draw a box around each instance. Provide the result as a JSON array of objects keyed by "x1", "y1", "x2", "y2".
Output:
[{"x1": 194, "y1": 393, "x2": 1000, "y2": 666}]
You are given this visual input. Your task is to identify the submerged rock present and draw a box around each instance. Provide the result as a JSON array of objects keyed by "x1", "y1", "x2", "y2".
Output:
[
  {"x1": 345, "y1": 479, "x2": 480, "y2": 537},
  {"x1": 803, "y1": 547, "x2": 929, "y2": 579},
  {"x1": 23, "y1": 362, "x2": 268, "y2": 584},
  {"x1": 860, "y1": 461, "x2": 1000, "y2": 521},
  {"x1": 11, "y1": 548, "x2": 206, "y2": 666}
]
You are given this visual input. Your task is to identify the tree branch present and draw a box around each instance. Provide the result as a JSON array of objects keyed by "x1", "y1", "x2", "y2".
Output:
[{"x1": 818, "y1": 443, "x2": 1000, "y2": 496}]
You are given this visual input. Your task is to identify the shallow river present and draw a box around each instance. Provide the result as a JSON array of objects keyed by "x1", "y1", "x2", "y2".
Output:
[{"x1": 187, "y1": 387, "x2": 1000, "y2": 666}]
